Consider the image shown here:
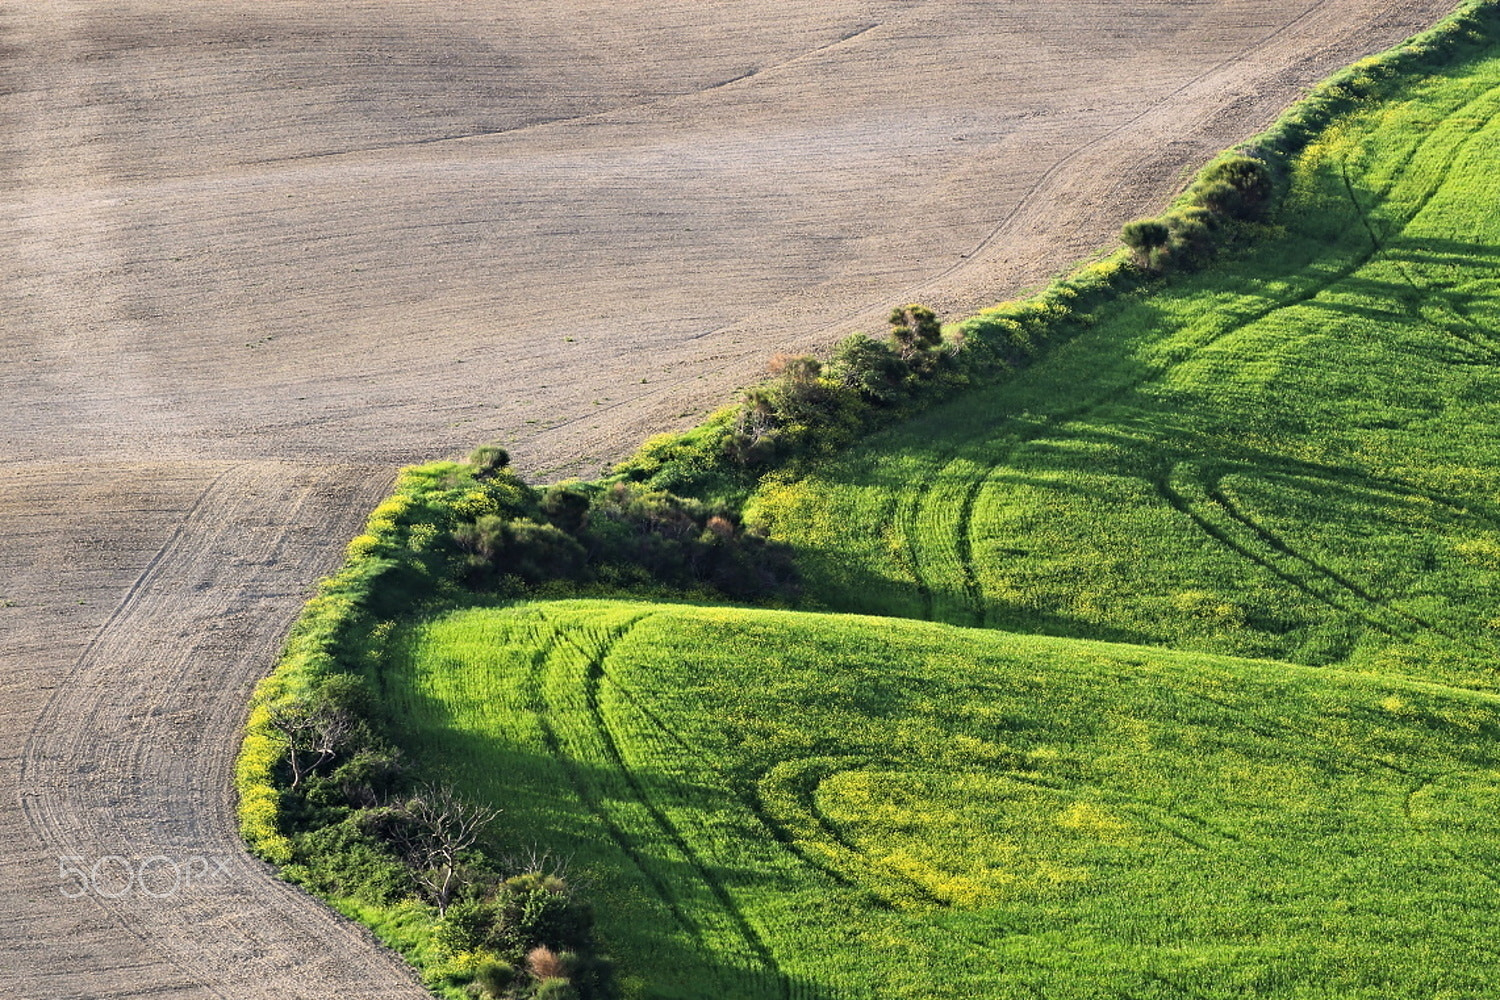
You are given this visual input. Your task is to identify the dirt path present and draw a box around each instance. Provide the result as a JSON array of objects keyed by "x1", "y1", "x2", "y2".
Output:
[{"x1": 0, "y1": 2, "x2": 1454, "y2": 996}]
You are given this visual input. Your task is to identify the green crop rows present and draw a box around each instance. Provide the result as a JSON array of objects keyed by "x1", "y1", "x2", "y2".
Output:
[{"x1": 346, "y1": 19, "x2": 1500, "y2": 1000}]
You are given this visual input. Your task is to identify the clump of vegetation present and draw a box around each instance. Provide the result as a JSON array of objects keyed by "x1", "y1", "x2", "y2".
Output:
[
  {"x1": 446, "y1": 456, "x2": 800, "y2": 603},
  {"x1": 1120, "y1": 153, "x2": 1273, "y2": 273}
]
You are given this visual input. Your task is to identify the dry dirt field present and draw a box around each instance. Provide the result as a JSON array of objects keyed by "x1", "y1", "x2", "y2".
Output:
[{"x1": 0, "y1": 2, "x2": 1456, "y2": 997}]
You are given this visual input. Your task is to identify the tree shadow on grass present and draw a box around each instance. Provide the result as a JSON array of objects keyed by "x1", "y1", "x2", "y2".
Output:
[{"x1": 381, "y1": 704, "x2": 843, "y2": 1000}]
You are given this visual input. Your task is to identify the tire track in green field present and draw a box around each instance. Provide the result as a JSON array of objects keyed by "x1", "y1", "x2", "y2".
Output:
[
  {"x1": 922, "y1": 240, "x2": 1386, "y2": 632},
  {"x1": 591, "y1": 665, "x2": 870, "y2": 896},
  {"x1": 1201, "y1": 468, "x2": 1487, "y2": 653},
  {"x1": 542, "y1": 611, "x2": 792, "y2": 999},
  {"x1": 523, "y1": 620, "x2": 706, "y2": 950},
  {"x1": 890, "y1": 476, "x2": 938, "y2": 621},
  {"x1": 1403, "y1": 771, "x2": 1500, "y2": 894},
  {"x1": 1342, "y1": 152, "x2": 1500, "y2": 365},
  {"x1": 1002, "y1": 83, "x2": 1500, "y2": 640},
  {"x1": 1346, "y1": 79, "x2": 1500, "y2": 240},
  {"x1": 1153, "y1": 470, "x2": 1404, "y2": 645},
  {"x1": 1341, "y1": 81, "x2": 1500, "y2": 360},
  {"x1": 1000, "y1": 767, "x2": 1232, "y2": 853},
  {"x1": 754, "y1": 757, "x2": 950, "y2": 909},
  {"x1": 902, "y1": 386, "x2": 1142, "y2": 629},
  {"x1": 923, "y1": 78, "x2": 1500, "y2": 636}
]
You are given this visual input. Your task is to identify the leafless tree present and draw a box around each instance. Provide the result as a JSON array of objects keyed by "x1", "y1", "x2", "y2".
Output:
[
  {"x1": 395, "y1": 783, "x2": 499, "y2": 914},
  {"x1": 267, "y1": 700, "x2": 355, "y2": 789}
]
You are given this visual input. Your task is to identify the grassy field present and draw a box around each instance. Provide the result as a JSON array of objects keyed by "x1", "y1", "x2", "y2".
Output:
[
  {"x1": 747, "y1": 48, "x2": 1500, "y2": 695},
  {"x1": 384, "y1": 599, "x2": 1500, "y2": 999}
]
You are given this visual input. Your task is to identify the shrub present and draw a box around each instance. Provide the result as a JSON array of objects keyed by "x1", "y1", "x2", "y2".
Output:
[
  {"x1": 1119, "y1": 153, "x2": 1270, "y2": 275},
  {"x1": 1120, "y1": 218, "x2": 1171, "y2": 271},
  {"x1": 438, "y1": 899, "x2": 497, "y2": 954},
  {"x1": 827, "y1": 333, "x2": 906, "y2": 405},
  {"x1": 288, "y1": 817, "x2": 410, "y2": 904},
  {"x1": 534, "y1": 978, "x2": 581, "y2": 1000},
  {"x1": 474, "y1": 959, "x2": 517, "y2": 998},
  {"x1": 528, "y1": 945, "x2": 567, "y2": 981},
  {"x1": 1193, "y1": 154, "x2": 1274, "y2": 220},
  {"x1": 503, "y1": 519, "x2": 589, "y2": 585},
  {"x1": 542, "y1": 481, "x2": 593, "y2": 534},
  {"x1": 469, "y1": 444, "x2": 511, "y2": 477},
  {"x1": 489, "y1": 872, "x2": 596, "y2": 958},
  {"x1": 1162, "y1": 207, "x2": 1218, "y2": 270},
  {"x1": 887, "y1": 303, "x2": 942, "y2": 361}
]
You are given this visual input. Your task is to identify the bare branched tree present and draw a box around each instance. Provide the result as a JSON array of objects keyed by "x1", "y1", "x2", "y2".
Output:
[
  {"x1": 395, "y1": 783, "x2": 499, "y2": 914},
  {"x1": 267, "y1": 700, "x2": 355, "y2": 789}
]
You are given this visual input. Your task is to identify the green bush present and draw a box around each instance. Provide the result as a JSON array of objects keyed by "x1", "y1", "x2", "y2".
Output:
[
  {"x1": 437, "y1": 898, "x2": 496, "y2": 954},
  {"x1": 1120, "y1": 218, "x2": 1171, "y2": 271},
  {"x1": 827, "y1": 333, "x2": 907, "y2": 405},
  {"x1": 1192, "y1": 155, "x2": 1273, "y2": 220},
  {"x1": 469, "y1": 444, "x2": 511, "y2": 477},
  {"x1": 474, "y1": 959, "x2": 517, "y2": 998},
  {"x1": 488, "y1": 872, "x2": 596, "y2": 959},
  {"x1": 534, "y1": 978, "x2": 581, "y2": 1000}
]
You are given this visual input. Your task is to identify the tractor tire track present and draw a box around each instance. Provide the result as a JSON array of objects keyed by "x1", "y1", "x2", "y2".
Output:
[
  {"x1": 588, "y1": 661, "x2": 870, "y2": 895},
  {"x1": 1201, "y1": 469, "x2": 1480, "y2": 651},
  {"x1": 524, "y1": 618, "x2": 705, "y2": 949},
  {"x1": 546, "y1": 613, "x2": 791, "y2": 999},
  {"x1": 935, "y1": 79, "x2": 1500, "y2": 641},
  {"x1": 8, "y1": 462, "x2": 426, "y2": 1000}
]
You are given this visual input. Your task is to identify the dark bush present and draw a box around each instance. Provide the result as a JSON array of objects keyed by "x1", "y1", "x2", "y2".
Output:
[
  {"x1": 1194, "y1": 155, "x2": 1274, "y2": 220},
  {"x1": 504, "y1": 519, "x2": 589, "y2": 585},
  {"x1": 289, "y1": 817, "x2": 410, "y2": 904},
  {"x1": 469, "y1": 444, "x2": 511, "y2": 478},
  {"x1": 534, "y1": 977, "x2": 581, "y2": 1000},
  {"x1": 487, "y1": 872, "x2": 596, "y2": 958},
  {"x1": 436, "y1": 898, "x2": 495, "y2": 953},
  {"x1": 888, "y1": 303, "x2": 942, "y2": 361},
  {"x1": 827, "y1": 333, "x2": 906, "y2": 405},
  {"x1": 454, "y1": 514, "x2": 508, "y2": 563},
  {"x1": 542, "y1": 481, "x2": 593, "y2": 534},
  {"x1": 1162, "y1": 207, "x2": 1218, "y2": 270},
  {"x1": 327, "y1": 745, "x2": 403, "y2": 809},
  {"x1": 1121, "y1": 219, "x2": 1171, "y2": 271},
  {"x1": 474, "y1": 958, "x2": 517, "y2": 998}
]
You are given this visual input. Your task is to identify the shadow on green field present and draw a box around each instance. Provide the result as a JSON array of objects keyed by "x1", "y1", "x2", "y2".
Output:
[{"x1": 381, "y1": 689, "x2": 839, "y2": 1000}]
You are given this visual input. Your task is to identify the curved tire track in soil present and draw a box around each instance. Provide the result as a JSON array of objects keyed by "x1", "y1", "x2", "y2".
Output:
[{"x1": 0, "y1": 1, "x2": 1456, "y2": 996}]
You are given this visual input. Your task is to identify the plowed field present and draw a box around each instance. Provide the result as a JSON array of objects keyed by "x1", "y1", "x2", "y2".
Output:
[{"x1": 0, "y1": 2, "x2": 1455, "y2": 997}]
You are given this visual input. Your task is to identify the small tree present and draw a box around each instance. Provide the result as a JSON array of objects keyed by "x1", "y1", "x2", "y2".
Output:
[
  {"x1": 267, "y1": 679, "x2": 365, "y2": 789},
  {"x1": 394, "y1": 784, "x2": 498, "y2": 914},
  {"x1": 887, "y1": 303, "x2": 942, "y2": 361},
  {"x1": 766, "y1": 353, "x2": 828, "y2": 424},
  {"x1": 827, "y1": 333, "x2": 904, "y2": 404},
  {"x1": 1120, "y1": 218, "x2": 1171, "y2": 271},
  {"x1": 1195, "y1": 155, "x2": 1273, "y2": 220},
  {"x1": 727, "y1": 387, "x2": 780, "y2": 466}
]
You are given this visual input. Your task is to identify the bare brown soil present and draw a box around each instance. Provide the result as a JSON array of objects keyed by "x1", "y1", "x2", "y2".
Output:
[{"x1": 0, "y1": 2, "x2": 1455, "y2": 996}]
